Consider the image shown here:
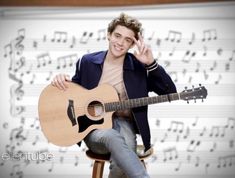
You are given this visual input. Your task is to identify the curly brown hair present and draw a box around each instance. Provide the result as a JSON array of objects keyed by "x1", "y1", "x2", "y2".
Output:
[{"x1": 108, "y1": 13, "x2": 142, "y2": 40}]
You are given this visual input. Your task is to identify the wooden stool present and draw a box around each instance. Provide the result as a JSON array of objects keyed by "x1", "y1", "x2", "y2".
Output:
[{"x1": 86, "y1": 145, "x2": 153, "y2": 178}]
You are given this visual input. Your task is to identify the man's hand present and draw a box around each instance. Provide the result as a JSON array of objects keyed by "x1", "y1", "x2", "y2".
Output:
[
  {"x1": 51, "y1": 74, "x2": 71, "y2": 91},
  {"x1": 132, "y1": 34, "x2": 155, "y2": 65}
]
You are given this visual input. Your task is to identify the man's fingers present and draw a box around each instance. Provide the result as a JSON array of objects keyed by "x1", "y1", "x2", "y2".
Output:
[{"x1": 51, "y1": 74, "x2": 70, "y2": 91}]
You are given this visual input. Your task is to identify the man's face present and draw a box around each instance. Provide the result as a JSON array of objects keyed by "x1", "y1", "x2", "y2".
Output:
[{"x1": 107, "y1": 25, "x2": 135, "y2": 58}]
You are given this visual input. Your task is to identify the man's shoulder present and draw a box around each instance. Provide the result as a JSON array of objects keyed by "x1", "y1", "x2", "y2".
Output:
[{"x1": 82, "y1": 51, "x2": 106, "y2": 63}]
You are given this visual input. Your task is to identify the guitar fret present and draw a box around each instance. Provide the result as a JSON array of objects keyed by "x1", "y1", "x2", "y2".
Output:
[{"x1": 105, "y1": 92, "x2": 181, "y2": 112}]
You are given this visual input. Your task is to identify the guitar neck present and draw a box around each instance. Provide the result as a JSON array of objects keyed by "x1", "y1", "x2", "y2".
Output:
[{"x1": 105, "y1": 92, "x2": 180, "y2": 112}]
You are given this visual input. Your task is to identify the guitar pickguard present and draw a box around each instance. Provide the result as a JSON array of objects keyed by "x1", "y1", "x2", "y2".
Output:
[
  {"x1": 77, "y1": 116, "x2": 104, "y2": 133},
  {"x1": 67, "y1": 99, "x2": 104, "y2": 133}
]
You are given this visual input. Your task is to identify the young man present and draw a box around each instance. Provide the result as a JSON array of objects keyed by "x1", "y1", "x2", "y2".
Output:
[{"x1": 51, "y1": 13, "x2": 176, "y2": 178}]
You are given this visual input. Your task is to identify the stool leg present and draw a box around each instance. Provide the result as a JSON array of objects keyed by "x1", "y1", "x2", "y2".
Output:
[
  {"x1": 141, "y1": 160, "x2": 146, "y2": 169},
  {"x1": 92, "y1": 160, "x2": 105, "y2": 178}
]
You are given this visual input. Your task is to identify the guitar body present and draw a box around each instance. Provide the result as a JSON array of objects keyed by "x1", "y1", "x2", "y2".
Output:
[{"x1": 38, "y1": 82, "x2": 119, "y2": 146}]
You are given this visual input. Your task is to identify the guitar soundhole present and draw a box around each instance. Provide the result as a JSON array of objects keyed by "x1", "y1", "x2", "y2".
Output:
[{"x1": 87, "y1": 101, "x2": 104, "y2": 118}]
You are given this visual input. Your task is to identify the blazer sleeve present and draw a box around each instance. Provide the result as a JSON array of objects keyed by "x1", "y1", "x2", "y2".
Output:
[
  {"x1": 71, "y1": 57, "x2": 83, "y2": 84},
  {"x1": 147, "y1": 63, "x2": 177, "y2": 95}
]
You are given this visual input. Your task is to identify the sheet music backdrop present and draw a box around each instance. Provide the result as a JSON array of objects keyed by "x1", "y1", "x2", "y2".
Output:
[{"x1": 0, "y1": 1, "x2": 235, "y2": 178}]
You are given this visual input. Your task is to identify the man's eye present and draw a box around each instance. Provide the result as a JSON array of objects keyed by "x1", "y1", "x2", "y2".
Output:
[{"x1": 126, "y1": 39, "x2": 132, "y2": 43}]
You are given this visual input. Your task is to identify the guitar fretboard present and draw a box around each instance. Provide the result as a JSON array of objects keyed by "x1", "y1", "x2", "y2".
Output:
[{"x1": 104, "y1": 93, "x2": 180, "y2": 112}]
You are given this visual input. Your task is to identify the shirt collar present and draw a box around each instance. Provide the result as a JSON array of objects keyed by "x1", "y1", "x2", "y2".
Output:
[{"x1": 91, "y1": 50, "x2": 135, "y2": 70}]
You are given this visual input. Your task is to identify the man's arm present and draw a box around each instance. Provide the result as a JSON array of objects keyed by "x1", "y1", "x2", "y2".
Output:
[{"x1": 146, "y1": 60, "x2": 177, "y2": 95}]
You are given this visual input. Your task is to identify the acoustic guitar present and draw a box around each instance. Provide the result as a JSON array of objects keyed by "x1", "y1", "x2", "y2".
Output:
[{"x1": 38, "y1": 82, "x2": 207, "y2": 146}]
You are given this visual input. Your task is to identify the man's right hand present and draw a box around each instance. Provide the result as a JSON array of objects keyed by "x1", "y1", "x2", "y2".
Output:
[{"x1": 51, "y1": 74, "x2": 71, "y2": 91}]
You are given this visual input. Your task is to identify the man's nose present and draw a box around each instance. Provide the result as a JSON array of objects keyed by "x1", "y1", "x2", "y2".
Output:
[{"x1": 117, "y1": 38, "x2": 124, "y2": 45}]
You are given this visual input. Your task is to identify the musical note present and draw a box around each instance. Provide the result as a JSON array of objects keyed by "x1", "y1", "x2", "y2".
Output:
[
  {"x1": 194, "y1": 156, "x2": 200, "y2": 167},
  {"x1": 36, "y1": 53, "x2": 52, "y2": 68},
  {"x1": 4, "y1": 43, "x2": 13, "y2": 58},
  {"x1": 10, "y1": 102, "x2": 25, "y2": 117},
  {"x1": 187, "y1": 140, "x2": 201, "y2": 152},
  {"x1": 32, "y1": 135, "x2": 39, "y2": 146},
  {"x1": 10, "y1": 164, "x2": 23, "y2": 178},
  {"x1": 163, "y1": 60, "x2": 170, "y2": 68},
  {"x1": 74, "y1": 155, "x2": 79, "y2": 166},
  {"x1": 183, "y1": 126, "x2": 190, "y2": 139},
  {"x1": 229, "y1": 140, "x2": 234, "y2": 148},
  {"x1": 160, "y1": 133, "x2": 168, "y2": 143},
  {"x1": 80, "y1": 31, "x2": 93, "y2": 44},
  {"x1": 33, "y1": 40, "x2": 38, "y2": 49},
  {"x1": 156, "y1": 38, "x2": 161, "y2": 46},
  {"x1": 30, "y1": 117, "x2": 40, "y2": 130},
  {"x1": 199, "y1": 127, "x2": 207, "y2": 137},
  {"x1": 175, "y1": 162, "x2": 182, "y2": 171},
  {"x1": 167, "y1": 121, "x2": 184, "y2": 134},
  {"x1": 202, "y1": 45, "x2": 208, "y2": 56},
  {"x1": 217, "y1": 48, "x2": 223, "y2": 56},
  {"x1": 192, "y1": 117, "x2": 199, "y2": 127},
  {"x1": 70, "y1": 35, "x2": 76, "y2": 48},
  {"x1": 10, "y1": 82, "x2": 24, "y2": 101},
  {"x1": 188, "y1": 32, "x2": 195, "y2": 45},
  {"x1": 202, "y1": 29, "x2": 217, "y2": 42},
  {"x1": 205, "y1": 163, "x2": 210, "y2": 175},
  {"x1": 51, "y1": 31, "x2": 68, "y2": 43},
  {"x1": 217, "y1": 155, "x2": 235, "y2": 168},
  {"x1": 169, "y1": 47, "x2": 176, "y2": 56},
  {"x1": 14, "y1": 29, "x2": 25, "y2": 56},
  {"x1": 203, "y1": 70, "x2": 209, "y2": 80},
  {"x1": 210, "y1": 61, "x2": 217, "y2": 71},
  {"x1": 46, "y1": 71, "x2": 53, "y2": 81},
  {"x1": 2, "y1": 122, "x2": 9, "y2": 129},
  {"x1": 209, "y1": 126, "x2": 226, "y2": 137},
  {"x1": 9, "y1": 56, "x2": 25, "y2": 73},
  {"x1": 56, "y1": 54, "x2": 77, "y2": 69},
  {"x1": 225, "y1": 62, "x2": 230, "y2": 71},
  {"x1": 147, "y1": 31, "x2": 155, "y2": 41},
  {"x1": 155, "y1": 119, "x2": 160, "y2": 127},
  {"x1": 209, "y1": 142, "x2": 217, "y2": 152},
  {"x1": 188, "y1": 76, "x2": 192, "y2": 84},
  {"x1": 97, "y1": 29, "x2": 106, "y2": 41},
  {"x1": 48, "y1": 162, "x2": 54, "y2": 172},
  {"x1": 163, "y1": 147, "x2": 178, "y2": 162},
  {"x1": 165, "y1": 30, "x2": 182, "y2": 43},
  {"x1": 29, "y1": 74, "x2": 36, "y2": 85},
  {"x1": 20, "y1": 117, "x2": 25, "y2": 126},
  {"x1": 195, "y1": 62, "x2": 201, "y2": 73},
  {"x1": 214, "y1": 74, "x2": 222, "y2": 85},
  {"x1": 182, "y1": 50, "x2": 196, "y2": 63},
  {"x1": 182, "y1": 68, "x2": 187, "y2": 76},
  {"x1": 225, "y1": 117, "x2": 235, "y2": 129},
  {"x1": 10, "y1": 126, "x2": 28, "y2": 146},
  {"x1": 229, "y1": 50, "x2": 235, "y2": 61}
]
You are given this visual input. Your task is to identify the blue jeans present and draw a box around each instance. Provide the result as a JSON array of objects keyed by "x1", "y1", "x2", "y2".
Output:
[{"x1": 84, "y1": 117, "x2": 150, "y2": 178}]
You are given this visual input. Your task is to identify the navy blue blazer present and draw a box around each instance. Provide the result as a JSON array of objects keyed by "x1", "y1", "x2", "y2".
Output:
[{"x1": 72, "y1": 51, "x2": 176, "y2": 151}]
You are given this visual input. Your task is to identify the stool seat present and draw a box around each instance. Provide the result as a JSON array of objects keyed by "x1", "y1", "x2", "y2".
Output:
[
  {"x1": 86, "y1": 145, "x2": 153, "y2": 178},
  {"x1": 86, "y1": 150, "x2": 110, "y2": 161}
]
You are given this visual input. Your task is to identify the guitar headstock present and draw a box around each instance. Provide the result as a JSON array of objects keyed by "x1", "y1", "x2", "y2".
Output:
[{"x1": 180, "y1": 84, "x2": 208, "y2": 103}]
